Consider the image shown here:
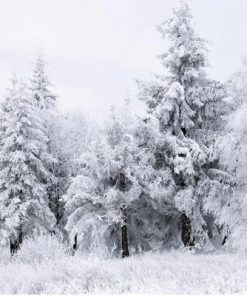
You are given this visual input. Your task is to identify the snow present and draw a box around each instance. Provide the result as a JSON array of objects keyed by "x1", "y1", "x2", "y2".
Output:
[{"x1": 0, "y1": 235, "x2": 246, "y2": 294}]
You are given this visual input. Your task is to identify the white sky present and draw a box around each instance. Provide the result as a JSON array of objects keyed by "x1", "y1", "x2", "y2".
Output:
[{"x1": 0, "y1": 0, "x2": 246, "y2": 122}]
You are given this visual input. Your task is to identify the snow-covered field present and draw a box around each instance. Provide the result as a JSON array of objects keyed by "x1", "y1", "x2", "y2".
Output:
[{"x1": 0, "y1": 236, "x2": 246, "y2": 294}]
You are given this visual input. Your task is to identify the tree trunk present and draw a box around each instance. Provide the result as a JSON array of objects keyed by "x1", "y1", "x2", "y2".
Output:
[
  {"x1": 10, "y1": 231, "x2": 23, "y2": 256},
  {"x1": 222, "y1": 235, "x2": 227, "y2": 245},
  {"x1": 72, "y1": 234, "x2": 77, "y2": 255},
  {"x1": 181, "y1": 212, "x2": 194, "y2": 247},
  {"x1": 121, "y1": 207, "x2": 129, "y2": 258}
]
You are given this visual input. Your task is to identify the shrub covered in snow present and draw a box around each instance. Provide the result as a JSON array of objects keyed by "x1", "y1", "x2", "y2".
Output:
[{"x1": 13, "y1": 234, "x2": 69, "y2": 264}]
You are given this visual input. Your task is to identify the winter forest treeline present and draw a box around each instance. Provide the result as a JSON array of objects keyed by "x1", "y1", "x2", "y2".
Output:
[{"x1": 1, "y1": 2, "x2": 247, "y2": 257}]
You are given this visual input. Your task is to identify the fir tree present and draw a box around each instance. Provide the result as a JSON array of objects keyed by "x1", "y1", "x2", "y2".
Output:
[
  {"x1": 29, "y1": 53, "x2": 67, "y2": 231},
  {"x1": 138, "y1": 1, "x2": 232, "y2": 248},
  {"x1": 0, "y1": 79, "x2": 56, "y2": 254},
  {"x1": 30, "y1": 52, "x2": 56, "y2": 110}
]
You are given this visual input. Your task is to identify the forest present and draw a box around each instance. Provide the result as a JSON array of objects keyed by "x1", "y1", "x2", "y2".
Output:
[{"x1": 1, "y1": 1, "x2": 247, "y2": 294}]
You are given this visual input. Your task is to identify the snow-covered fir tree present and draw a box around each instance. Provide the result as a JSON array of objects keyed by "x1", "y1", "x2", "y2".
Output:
[
  {"x1": 30, "y1": 51, "x2": 56, "y2": 110},
  {"x1": 138, "y1": 1, "x2": 232, "y2": 249},
  {"x1": 0, "y1": 79, "x2": 56, "y2": 254},
  {"x1": 29, "y1": 52, "x2": 69, "y2": 232}
]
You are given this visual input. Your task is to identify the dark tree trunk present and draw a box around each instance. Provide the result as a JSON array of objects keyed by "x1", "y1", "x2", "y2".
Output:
[
  {"x1": 121, "y1": 207, "x2": 129, "y2": 258},
  {"x1": 181, "y1": 212, "x2": 195, "y2": 247},
  {"x1": 222, "y1": 235, "x2": 228, "y2": 245},
  {"x1": 72, "y1": 234, "x2": 77, "y2": 255},
  {"x1": 10, "y1": 231, "x2": 23, "y2": 256}
]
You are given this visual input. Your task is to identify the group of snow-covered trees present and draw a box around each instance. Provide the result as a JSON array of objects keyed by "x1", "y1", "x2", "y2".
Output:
[
  {"x1": 1, "y1": 2, "x2": 247, "y2": 256},
  {"x1": 0, "y1": 54, "x2": 95, "y2": 254}
]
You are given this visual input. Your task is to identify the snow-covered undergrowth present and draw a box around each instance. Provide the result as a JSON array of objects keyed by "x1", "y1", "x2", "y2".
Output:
[{"x1": 0, "y1": 235, "x2": 246, "y2": 294}]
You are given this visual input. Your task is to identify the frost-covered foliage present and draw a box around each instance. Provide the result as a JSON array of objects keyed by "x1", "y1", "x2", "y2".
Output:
[
  {"x1": 64, "y1": 103, "x2": 142, "y2": 254},
  {"x1": 218, "y1": 100, "x2": 247, "y2": 251},
  {"x1": 0, "y1": 79, "x2": 56, "y2": 248},
  {"x1": 138, "y1": 1, "x2": 232, "y2": 248},
  {"x1": 51, "y1": 111, "x2": 98, "y2": 176},
  {"x1": 226, "y1": 59, "x2": 247, "y2": 111},
  {"x1": 47, "y1": 111, "x2": 99, "y2": 237}
]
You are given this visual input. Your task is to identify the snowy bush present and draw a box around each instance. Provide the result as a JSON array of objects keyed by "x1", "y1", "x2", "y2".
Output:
[{"x1": 13, "y1": 234, "x2": 69, "y2": 265}]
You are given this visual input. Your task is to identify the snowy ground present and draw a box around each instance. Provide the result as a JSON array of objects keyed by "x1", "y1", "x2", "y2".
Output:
[{"x1": 0, "y1": 236, "x2": 246, "y2": 294}]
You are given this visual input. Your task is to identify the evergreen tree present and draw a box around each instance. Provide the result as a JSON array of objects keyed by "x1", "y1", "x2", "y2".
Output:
[
  {"x1": 0, "y1": 79, "x2": 56, "y2": 254},
  {"x1": 30, "y1": 52, "x2": 56, "y2": 110},
  {"x1": 29, "y1": 53, "x2": 67, "y2": 231},
  {"x1": 138, "y1": 1, "x2": 232, "y2": 248}
]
